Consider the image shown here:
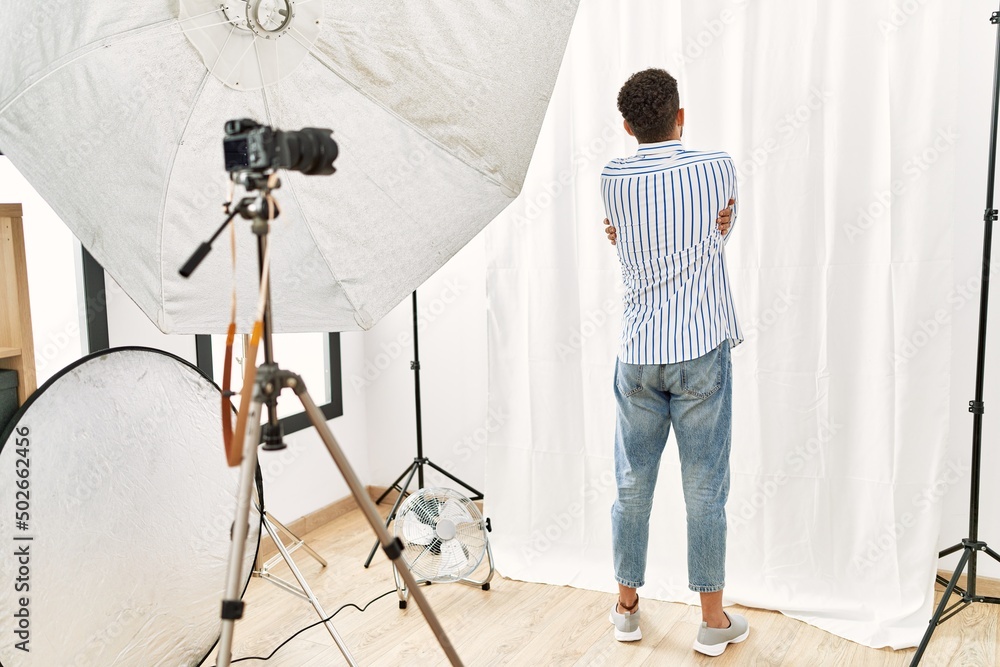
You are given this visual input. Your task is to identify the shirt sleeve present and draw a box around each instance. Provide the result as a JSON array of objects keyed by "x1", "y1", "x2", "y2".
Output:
[
  {"x1": 723, "y1": 158, "x2": 738, "y2": 244},
  {"x1": 601, "y1": 172, "x2": 619, "y2": 230}
]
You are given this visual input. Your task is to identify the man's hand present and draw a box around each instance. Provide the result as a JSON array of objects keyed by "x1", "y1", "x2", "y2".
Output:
[
  {"x1": 603, "y1": 198, "x2": 735, "y2": 246},
  {"x1": 716, "y1": 198, "x2": 736, "y2": 236}
]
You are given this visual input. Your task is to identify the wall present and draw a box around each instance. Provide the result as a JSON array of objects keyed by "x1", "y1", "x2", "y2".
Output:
[
  {"x1": 360, "y1": 231, "x2": 491, "y2": 498},
  {"x1": 0, "y1": 158, "x2": 83, "y2": 387}
]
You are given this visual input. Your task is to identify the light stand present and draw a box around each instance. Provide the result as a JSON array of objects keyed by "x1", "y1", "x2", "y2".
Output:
[
  {"x1": 910, "y1": 7, "x2": 1000, "y2": 665},
  {"x1": 249, "y1": 465, "x2": 351, "y2": 657},
  {"x1": 362, "y1": 291, "x2": 484, "y2": 570},
  {"x1": 181, "y1": 175, "x2": 464, "y2": 667}
]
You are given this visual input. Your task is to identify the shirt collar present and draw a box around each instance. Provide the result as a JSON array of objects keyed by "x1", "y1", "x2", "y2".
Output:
[{"x1": 636, "y1": 140, "x2": 683, "y2": 156}]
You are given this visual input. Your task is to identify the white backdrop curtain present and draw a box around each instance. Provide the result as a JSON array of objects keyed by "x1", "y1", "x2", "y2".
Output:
[{"x1": 484, "y1": 0, "x2": 965, "y2": 648}]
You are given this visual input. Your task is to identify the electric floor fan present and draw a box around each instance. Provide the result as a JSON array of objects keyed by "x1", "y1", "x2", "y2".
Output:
[{"x1": 392, "y1": 487, "x2": 495, "y2": 608}]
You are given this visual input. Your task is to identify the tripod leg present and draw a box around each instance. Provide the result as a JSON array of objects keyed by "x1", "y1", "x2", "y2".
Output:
[
  {"x1": 293, "y1": 386, "x2": 465, "y2": 667},
  {"x1": 364, "y1": 462, "x2": 418, "y2": 569},
  {"x1": 217, "y1": 396, "x2": 264, "y2": 667},
  {"x1": 375, "y1": 463, "x2": 416, "y2": 505},
  {"x1": 263, "y1": 514, "x2": 359, "y2": 666},
  {"x1": 266, "y1": 511, "x2": 328, "y2": 568},
  {"x1": 983, "y1": 544, "x2": 1000, "y2": 564},
  {"x1": 911, "y1": 548, "x2": 972, "y2": 666},
  {"x1": 424, "y1": 459, "x2": 484, "y2": 500}
]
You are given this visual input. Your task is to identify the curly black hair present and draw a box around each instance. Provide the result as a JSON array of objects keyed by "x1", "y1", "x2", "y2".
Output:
[{"x1": 617, "y1": 69, "x2": 679, "y2": 143}]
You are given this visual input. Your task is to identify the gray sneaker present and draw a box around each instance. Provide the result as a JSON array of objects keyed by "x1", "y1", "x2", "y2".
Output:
[
  {"x1": 608, "y1": 601, "x2": 641, "y2": 641},
  {"x1": 693, "y1": 611, "x2": 749, "y2": 656}
]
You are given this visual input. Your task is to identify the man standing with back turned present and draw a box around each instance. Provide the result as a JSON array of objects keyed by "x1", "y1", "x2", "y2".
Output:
[{"x1": 601, "y1": 68, "x2": 748, "y2": 657}]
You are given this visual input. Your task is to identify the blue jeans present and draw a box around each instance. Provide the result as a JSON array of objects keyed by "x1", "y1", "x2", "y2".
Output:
[{"x1": 611, "y1": 340, "x2": 732, "y2": 593}]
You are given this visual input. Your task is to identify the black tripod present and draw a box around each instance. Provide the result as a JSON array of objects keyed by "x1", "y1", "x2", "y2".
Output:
[
  {"x1": 363, "y1": 291, "x2": 484, "y2": 569},
  {"x1": 910, "y1": 8, "x2": 1000, "y2": 665}
]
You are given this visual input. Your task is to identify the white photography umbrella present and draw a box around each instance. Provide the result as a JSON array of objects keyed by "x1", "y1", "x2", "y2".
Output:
[{"x1": 0, "y1": 1, "x2": 579, "y2": 333}]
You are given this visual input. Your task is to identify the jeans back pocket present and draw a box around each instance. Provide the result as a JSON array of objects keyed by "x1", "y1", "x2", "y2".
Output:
[
  {"x1": 616, "y1": 362, "x2": 644, "y2": 398},
  {"x1": 680, "y1": 345, "x2": 724, "y2": 399}
]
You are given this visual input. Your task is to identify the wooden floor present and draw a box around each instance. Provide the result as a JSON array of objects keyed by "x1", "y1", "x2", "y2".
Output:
[{"x1": 204, "y1": 509, "x2": 996, "y2": 667}]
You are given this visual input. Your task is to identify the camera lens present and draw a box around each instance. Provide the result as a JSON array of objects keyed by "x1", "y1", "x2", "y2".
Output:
[{"x1": 290, "y1": 128, "x2": 338, "y2": 176}]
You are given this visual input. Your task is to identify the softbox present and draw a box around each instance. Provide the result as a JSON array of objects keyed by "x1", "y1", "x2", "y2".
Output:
[{"x1": 0, "y1": 1, "x2": 580, "y2": 333}]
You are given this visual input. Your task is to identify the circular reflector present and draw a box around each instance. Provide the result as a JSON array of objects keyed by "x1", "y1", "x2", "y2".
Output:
[{"x1": 0, "y1": 348, "x2": 260, "y2": 666}]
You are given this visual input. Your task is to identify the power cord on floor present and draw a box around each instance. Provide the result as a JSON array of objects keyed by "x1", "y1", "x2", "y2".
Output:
[{"x1": 208, "y1": 588, "x2": 397, "y2": 665}]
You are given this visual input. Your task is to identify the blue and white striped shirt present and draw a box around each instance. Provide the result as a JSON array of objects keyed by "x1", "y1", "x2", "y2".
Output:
[{"x1": 601, "y1": 140, "x2": 742, "y2": 364}]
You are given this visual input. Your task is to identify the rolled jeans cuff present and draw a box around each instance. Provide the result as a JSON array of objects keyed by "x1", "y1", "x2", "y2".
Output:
[
  {"x1": 615, "y1": 576, "x2": 644, "y2": 589},
  {"x1": 688, "y1": 582, "x2": 725, "y2": 593}
]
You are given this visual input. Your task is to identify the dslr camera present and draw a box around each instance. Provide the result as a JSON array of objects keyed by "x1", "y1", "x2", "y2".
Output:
[{"x1": 223, "y1": 119, "x2": 338, "y2": 176}]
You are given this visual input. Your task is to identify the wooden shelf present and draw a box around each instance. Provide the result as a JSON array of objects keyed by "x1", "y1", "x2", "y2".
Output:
[{"x1": 0, "y1": 203, "x2": 36, "y2": 405}]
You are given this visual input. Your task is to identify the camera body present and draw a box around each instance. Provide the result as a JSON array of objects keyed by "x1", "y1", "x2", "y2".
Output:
[{"x1": 223, "y1": 119, "x2": 338, "y2": 176}]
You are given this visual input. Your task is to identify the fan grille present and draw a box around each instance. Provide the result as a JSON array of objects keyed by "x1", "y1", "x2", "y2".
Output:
[{"x1": 394, "y1": 488, "x2": 487, "y2": 582}]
